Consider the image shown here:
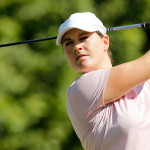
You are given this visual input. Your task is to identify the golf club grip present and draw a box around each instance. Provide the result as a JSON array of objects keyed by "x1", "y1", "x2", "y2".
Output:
[{"x1": 142, "y1": 22, "x2": 150, "y2": 28}]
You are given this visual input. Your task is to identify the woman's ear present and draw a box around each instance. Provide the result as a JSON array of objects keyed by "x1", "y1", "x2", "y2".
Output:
[{"x1": 103, "y1": 35, "x2": 109, "y2": 51}]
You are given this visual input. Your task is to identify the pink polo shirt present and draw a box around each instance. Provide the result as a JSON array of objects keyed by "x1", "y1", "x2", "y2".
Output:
[{"x1": 67, "y1": 69, "x2": 150, "y2": 150}]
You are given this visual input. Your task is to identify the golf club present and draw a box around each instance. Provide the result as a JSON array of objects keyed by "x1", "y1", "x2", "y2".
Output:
[{"x1": 0, "y1": 22, "x2": 149, "y2": 48}]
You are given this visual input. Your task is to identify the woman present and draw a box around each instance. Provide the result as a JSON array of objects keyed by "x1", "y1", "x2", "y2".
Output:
[{"x1": 56, "y1": 12, "x2": 150, "y2": 150}]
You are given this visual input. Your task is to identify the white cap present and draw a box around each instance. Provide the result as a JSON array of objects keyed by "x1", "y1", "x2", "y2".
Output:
[{"x1": 56, "y1": 12, "x2": 106, "y2": 45}]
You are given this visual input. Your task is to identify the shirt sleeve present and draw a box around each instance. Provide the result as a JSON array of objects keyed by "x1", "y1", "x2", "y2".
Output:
[{"x1": 67, "y1": 69, "x2": 110, "y2": 120}]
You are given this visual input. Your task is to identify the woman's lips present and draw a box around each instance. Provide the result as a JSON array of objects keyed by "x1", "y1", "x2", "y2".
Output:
[{"x1": 76, "y1": 54, "x2": 88, "y2": 61}]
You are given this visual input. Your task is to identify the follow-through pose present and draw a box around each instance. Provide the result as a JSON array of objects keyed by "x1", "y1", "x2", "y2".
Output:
[{"x1": 56, "y1": 12, "x2": 150, "y2": 150}]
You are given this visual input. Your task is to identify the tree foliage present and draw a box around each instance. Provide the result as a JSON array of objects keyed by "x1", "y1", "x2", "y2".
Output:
[{"x1": 0, "y1": 0, "x2": 149, "y2": 149}]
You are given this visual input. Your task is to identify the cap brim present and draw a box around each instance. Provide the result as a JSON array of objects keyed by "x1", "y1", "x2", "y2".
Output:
[
  {"x1": 56, "y1": 26, "x2": 106, "y2": 45},
  {"x1": 56, "y1": 27, "x2": 75, "y2": 45}
]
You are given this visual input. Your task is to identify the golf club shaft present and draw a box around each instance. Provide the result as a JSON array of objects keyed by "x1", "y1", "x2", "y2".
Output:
[
  {"x1": 0, "y1": 22, "x2": 149, "y2": 48},
  {"x1": 107, "y1": 22, "x2": 150, "y2": 31},
  {"x1": 0, "y1": 36, "x2": 57, "y2": 48}
]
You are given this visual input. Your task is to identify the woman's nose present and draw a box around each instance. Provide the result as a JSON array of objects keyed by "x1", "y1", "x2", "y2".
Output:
[{"x1": 73, "y1": 42, "x2": 83, "y2": 52}]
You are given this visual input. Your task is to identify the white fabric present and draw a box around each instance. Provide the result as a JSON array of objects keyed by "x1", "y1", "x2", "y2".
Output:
[{"x1": 56, "y1": 12, "x2": 106, "y2": 45}]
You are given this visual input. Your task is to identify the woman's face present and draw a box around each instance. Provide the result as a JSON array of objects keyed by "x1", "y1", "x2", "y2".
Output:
[{"x1": 62, "y1": 28, "x2": 110, "y2": 74}]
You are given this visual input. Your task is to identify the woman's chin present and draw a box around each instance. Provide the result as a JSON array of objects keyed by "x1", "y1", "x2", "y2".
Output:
[
  {"x1": 75, "y1": 65, "x2": 98, "y2": 74},
  {"x1": 73, "y1": 60, "x2": 100, "y2": 73}
]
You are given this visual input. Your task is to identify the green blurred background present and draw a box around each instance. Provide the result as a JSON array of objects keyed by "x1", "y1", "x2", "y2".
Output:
[{"x1": 0, "y1": 0, "x2": 150, "y2": 149}]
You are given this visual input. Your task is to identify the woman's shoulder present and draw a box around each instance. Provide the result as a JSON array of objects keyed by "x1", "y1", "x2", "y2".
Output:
[
  {"x1": 67, "y1": 68, "x2": 110, "y2": 95},
  {"x1": 76, "y1": 68, "x2": 110, "y2": 82}
]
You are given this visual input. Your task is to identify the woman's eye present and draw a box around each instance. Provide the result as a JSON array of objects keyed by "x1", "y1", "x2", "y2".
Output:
[
  {"x1": 80, "y1": 36, "x2": 88, "y2": 41},
  {"x1": 65, "y1": 41, "x2": 73, "y2": 46}
]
